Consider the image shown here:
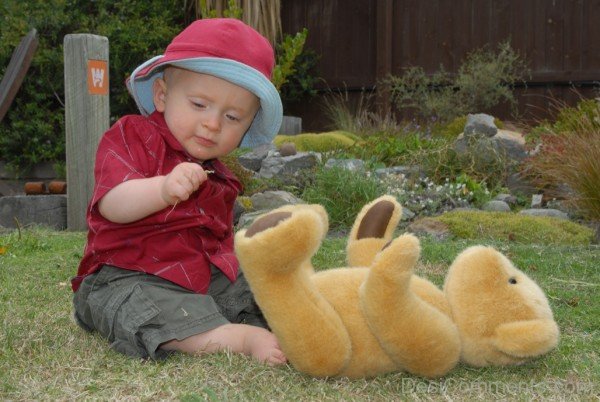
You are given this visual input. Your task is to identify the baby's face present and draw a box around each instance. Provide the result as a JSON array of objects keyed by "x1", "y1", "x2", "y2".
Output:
[{"x1": 153, "y1": 68, "x2": 260, "y2": 161}]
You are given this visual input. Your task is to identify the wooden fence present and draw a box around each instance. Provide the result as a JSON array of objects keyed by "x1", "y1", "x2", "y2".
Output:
[{"x1": 281, "y1": 0, "x2": 600, "y2": 130}]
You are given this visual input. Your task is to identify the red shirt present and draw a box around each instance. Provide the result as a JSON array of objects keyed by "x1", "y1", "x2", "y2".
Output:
[{"x1": 71, "y1": 112, "x2": 242, "y2": 294}]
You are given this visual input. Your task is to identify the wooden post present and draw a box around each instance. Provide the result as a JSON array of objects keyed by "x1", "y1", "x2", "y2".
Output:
[{"x1": 64, "y1": 34, "x2": 109, "y2": 231}]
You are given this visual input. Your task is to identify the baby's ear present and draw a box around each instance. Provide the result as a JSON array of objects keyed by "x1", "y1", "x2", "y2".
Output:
[{"x1": 152, "y1": 77, "x2": 167, "y2": 112}]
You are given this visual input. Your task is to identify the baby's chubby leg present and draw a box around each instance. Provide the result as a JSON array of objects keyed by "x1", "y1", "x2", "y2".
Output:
[{"x1": 160, "y1": 323, "x2": 287, "y2": 366}]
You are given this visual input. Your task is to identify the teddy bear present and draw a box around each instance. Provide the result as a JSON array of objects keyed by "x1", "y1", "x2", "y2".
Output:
[{"x1": 234, "y1": 195, "x2": 559, "y2": 378}]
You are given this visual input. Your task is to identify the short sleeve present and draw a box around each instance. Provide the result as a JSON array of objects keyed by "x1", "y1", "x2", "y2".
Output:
[{"x1": 90, "y1": 116, "x2": 161, "y2": 208}]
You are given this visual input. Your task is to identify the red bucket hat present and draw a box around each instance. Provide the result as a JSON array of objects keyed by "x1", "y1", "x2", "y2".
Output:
[{"x1": 127, "y1": 18, "x2": 283, "y2": 148}]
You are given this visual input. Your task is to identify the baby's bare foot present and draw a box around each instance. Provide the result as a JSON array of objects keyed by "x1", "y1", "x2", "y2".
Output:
[
  {"x1": 241, "y1": 325, "x2": 287, "y2": 366},
  {"x1": 161, "y1": 323, "x2": 287, "y2": 366}
]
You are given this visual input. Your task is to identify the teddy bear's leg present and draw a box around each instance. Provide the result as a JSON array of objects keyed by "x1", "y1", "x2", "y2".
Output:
[
  {"x1": 347, "y1": 195, "x2": 403, "y2": 267},
  {"x1": 235, "y1": 207, "x2": 352, "y2": 377},
  {"x1": 359, "y1": 234, "x2": 461, "y2": 378}
]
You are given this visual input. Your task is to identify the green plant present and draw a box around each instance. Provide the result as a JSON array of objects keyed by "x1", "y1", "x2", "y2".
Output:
[
  {"x1": 378, "y1": 174, "x2": 492, "y2": 215},
  {"x1": 322, "y1": 89, "x2": 402, "y2": 136},
  {"x1": 526, "y1": 100, "x2": 600, "y2": 220},
  {"x1": 198, "y1": 0, "x2": 243, "y2": 19},
  {"x1": 434, "y1": 210, "x2": 594, "y2": 245},
  {"x1": 0, "y1": 0, "x2": 183, "y2": 174},
  {"x1": 273, "y1": 131, "x2": 359, "y2": 152},
  {"x1": 431, "y1": 115, "x2": 505, "y2": 138},
  {"x1": 188, "y1": 0, "x2": 281, "y2": 45},
  {"x1": 271, "y1": 28, "x2": 308, "y2": 91},
  {"x1": 301, "y1": 166, "x2": 383, "y2": 228},
  {"x1": 277, "y1": 45, "x2": 319, "y2": 104},
  {"x1": 386, "y1": 41, "x2": 529, "y2": 123}
]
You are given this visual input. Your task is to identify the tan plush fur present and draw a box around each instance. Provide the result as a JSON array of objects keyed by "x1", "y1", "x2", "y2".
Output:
[
  {"x1": 444, "y1": 245, "x2": 560, "y2": 366},
  {"x1": 234, "y1": 195, "x2": 559, "y2": 378}
]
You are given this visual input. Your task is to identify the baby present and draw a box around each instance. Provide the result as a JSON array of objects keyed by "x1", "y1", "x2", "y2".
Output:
[{"x1": 71, "y1": 18, "x2": 286, "y2": 365}]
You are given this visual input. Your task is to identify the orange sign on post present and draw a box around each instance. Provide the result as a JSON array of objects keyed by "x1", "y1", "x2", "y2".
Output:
[{"x1": 87, "y1": 59, "x2": 109, "y2": 95}]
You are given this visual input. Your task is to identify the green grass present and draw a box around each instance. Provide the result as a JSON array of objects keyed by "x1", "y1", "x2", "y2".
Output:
[
  {"x1": 434, "y1": 210, "x2": 595, "y2": 245},
  {"x1": 1, "y1": 227, "x2": 598, "y2": 400}
]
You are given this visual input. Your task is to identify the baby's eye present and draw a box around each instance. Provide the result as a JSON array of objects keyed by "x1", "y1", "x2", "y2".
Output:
[
  {"x1": 191, "y1": 100, "x2": 206, "y2": 109},
  {"x1": 225, "y1": 114, "x2": 239, "y2": 122}
]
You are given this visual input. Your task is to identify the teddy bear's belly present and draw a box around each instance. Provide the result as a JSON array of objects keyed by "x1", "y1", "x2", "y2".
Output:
[{"x1": 313, "y1": 268, "x2": 398, "y2": 378}]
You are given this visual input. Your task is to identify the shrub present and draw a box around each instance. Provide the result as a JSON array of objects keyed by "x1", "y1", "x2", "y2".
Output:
[
  {"x1": 277, "y1": 45, "x2": 319, "y2": 105},
  {"x1": 378, "y1": 174, "x2": 492, "y2": 216},
  {"x1": 385, "y1": 41, "x2": 529, "y2": 123},
  {"x1": 434, "y1": 210, "x2": 594, "y2": 245},
  {"x1": 0, "y1": 0, "x2": 183, "y2": 174},
  {"x1": 431, "y1": 115, "x2": 504, "y2": 138},
  {"x1": 301, "y1": 167, "x2": 383, "y2": 228},
  {"x1": 526, "y1": 99, "x2": 600, "y2": 220},
  {"x1": 322, "y1": 89, "x2": 403, "y2": 136}
]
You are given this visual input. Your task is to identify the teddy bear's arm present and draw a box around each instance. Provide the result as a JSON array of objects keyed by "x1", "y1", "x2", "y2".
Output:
[
  {"x1": 491, "y1": 319, "x2": 560, "y2": 359},
  {"x1": 235, "y1": 206, "x2": 352, "y2": 377},
  {"x1": 359, "y1": 234, "x2": 461, "y2": 378}
]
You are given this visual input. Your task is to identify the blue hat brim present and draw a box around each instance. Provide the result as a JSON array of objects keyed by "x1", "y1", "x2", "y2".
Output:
[{"x1": 128, "y1": 57, "x2": 282, "y2": 149}]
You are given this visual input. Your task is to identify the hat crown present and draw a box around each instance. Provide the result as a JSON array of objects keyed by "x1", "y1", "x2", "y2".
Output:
[{"x1": 165, "y1": 18, "x2": 275, "y2": 80}]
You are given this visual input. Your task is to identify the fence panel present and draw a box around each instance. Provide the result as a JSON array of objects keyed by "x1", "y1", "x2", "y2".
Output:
[{"x1": 282, "y1": 0, "x2": 599, "y2": 130}]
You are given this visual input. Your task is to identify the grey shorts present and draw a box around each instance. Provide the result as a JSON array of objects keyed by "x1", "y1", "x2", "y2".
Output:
[{"x1": 73, "y1": 265, "x2": 267, "y2": 359}]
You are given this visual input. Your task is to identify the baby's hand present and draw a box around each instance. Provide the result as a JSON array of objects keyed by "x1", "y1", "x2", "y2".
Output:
[{"x1": 161, "y1": 162, "x2": 208, "y2": 205}]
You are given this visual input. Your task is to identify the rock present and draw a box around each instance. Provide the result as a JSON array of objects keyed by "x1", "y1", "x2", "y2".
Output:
[
  {"x1": 494, "y1": 193, "x2": 518, "y2": 206},
  {"x1": 233, "y1": 198, "x2": 249, "y2": 225},
  {"x1": 250, "y1": 191, "x2": 304, "y2": 211},
  {"x1": 506, "y1": 172, "x2": 537, "y2": 196},
  {"x1": 238, "y1": 143, "x2": 276, "y2": 171},
  {"x1": 519, "y1": 208, "x2": 569, "y2": 220},
  {"x1": 592, "y1": 221, "x2": 600, "y2": 245},
  {"x1": 493, "y1": 130, "x2": 527, "y2": 161},
  {"x1": 407, "y1": 218, "x2": 451, "y2": 240},
  {"x1": 0, "y1": 195, "x2": 67, "y2": 229},
  {"x1": 401, "y1": 207, "x2": 416, "y2": 221},
  {"x1": 545, "y1": 199, "x2": 573, "y2": 214},
  {"x1": 482, "y1": 200, "x2": 511, "y2": 212},
  {"x1": 531, "y1": 194, "x2": 543, "y2": 208},
  {"x1": 464, "y1": 113, "x2": 498, "y2": 137},
  {"x1": 324, "y1": 158, "x2": 365, "y2": 172},
  {"x1": 278, "y1": 142, "x2": 297, "y2": 157},
  {"x1": 455, "y1": 129, "x2": 527, "y2": 164},
  {"x1": 258, "y1": 152, "x2": 320, "y2": 179},
  {"x1": 236, "y1": 210, "x2": 267, "y2": 230}
]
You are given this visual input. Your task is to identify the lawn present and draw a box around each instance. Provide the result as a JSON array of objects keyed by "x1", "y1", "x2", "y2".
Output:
[{"x1": 0, "y1": 227, "x2": 598, "y2": 400}]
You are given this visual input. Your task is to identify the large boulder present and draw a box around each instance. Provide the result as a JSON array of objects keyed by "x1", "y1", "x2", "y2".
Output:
[{"x1": 257, "y1": 152, "x2": 321, "y2": 180}]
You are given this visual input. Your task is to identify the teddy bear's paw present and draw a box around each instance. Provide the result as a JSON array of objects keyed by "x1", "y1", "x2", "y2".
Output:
[
  {"x1": 490, "y1": 318, "x2": 560, "y2": 362},
  {"x1": 370, "y1": 233, "x2": 421, "y2": 283},
  {"x1": 235, "y1": 207, "x2": 326, "y2": 275},
  {"x1": 347, "y1": 195, "x2": 403, "y2": 267}
]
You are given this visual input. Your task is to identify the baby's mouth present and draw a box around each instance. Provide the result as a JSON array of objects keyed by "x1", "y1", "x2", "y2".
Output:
[{"x1": 195, "y1": 136, "x2": 216, "y2": 147}]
